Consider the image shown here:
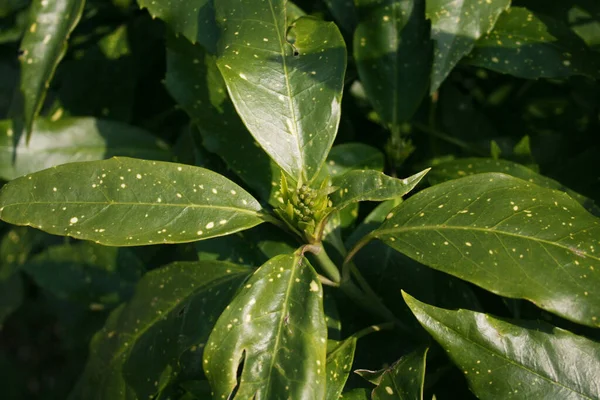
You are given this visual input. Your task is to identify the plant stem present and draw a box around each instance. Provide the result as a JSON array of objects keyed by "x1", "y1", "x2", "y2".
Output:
[
  {"x1": 413, "y1": 122, "x2": 488, "y2": 156},
  {"x1": 352, "y1": 322, "x2": 395, "y2": 340},
  {"x1": 304, "y1": 243, "x2": 341, "y2": 284}
]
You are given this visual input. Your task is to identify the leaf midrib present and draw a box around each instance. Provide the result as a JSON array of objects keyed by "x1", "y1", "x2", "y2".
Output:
[{"x1": 375, "y1": 224, "x2": 600, "y2": 262}]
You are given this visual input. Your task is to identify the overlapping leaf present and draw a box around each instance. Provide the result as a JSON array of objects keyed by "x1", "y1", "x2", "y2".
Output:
[
  {"x1": 215, "y1": 0, "x2": 346, "y2": 182},
  {"x1": 326, "y1": 143, "x2": 385, "y2": 178},
  {"x1": 203, "y1": 253, "x2": 327, "y2": 399},
  {"x1": 404, "y1": 293, "x2": 600, "y2": 399},
  {"x1": 354, "y1": 0, "x2": 432, "y2": 127},
  {"x1": 0, "y1": 118, "x2": 172, "y2": 181},
  {"x1": 69, "y1": 261, "x2": 251, "y2": 400},
  {"x1": 0, "y1": 157, "x2": 264, "y2": 246},
  {"x1": 326, "y1": 338, "x2": 357, "y2": 399},
  {"x1": 426, "y1": 0, "x2": 510, "y2": 92},
  {"x1": 467, "y1": 7, "x2": 600, "y2": 79},
  {"x1": 371, "y1": 347, "x2": 428, "y2": 399},
  {"x1": 369, "y1": 173, "x2": 600, "y2": 327},
  {"x1": 18, "y1": 0, "x2": 85, "y2": 139}
]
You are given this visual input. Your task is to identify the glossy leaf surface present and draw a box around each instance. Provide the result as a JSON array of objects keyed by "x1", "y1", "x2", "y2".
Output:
[
  {"x1": 19, "y1": 0, "x2": 85, "y2": 138},
  {"x1": 404, "y1": 293, "x2": 600, "y2": 399},
  {"x1": 467, "y1": 7, "x2": 599, "y2": 79},
  {"x1": 373, "y1": 173, "x2": 600, "y2": 327},
  {"x1": 165, "y1": 33, "x2": 282, "y2": 204},
  {"x1": 204, "y1": 253, "x2": 327, "y2": 399},
  {"x1": 70, "y1": 261, "x2": 250, "y2": 400},
  {"x1": 326, "y1": 338, "x2": 357, "y2": 400},
  {"x1": 137, "y1": 0, "x2": 218, "y2": 53},
  {"x1": 215, "y1": 1, "x2": 347, "y2": 181},
  {"x1": 326, "y1": 143, "x2": 385, "y2": 178},
  {"x1": 354, "y1": 0, "x2": 432, "y2": 126},
  {"x1": 0, "y1": 118, "x2": 172, "y2": 181},
  {"x1": 330, "y1": 169, "x2": 429, "y2": 211},
  {"x1": 372, "y1": 347, "x2": 428, "y2": 400},
  {"x1": 426, "y1": 0, "x2": 510, "y2": 92},
  {"x1": 0, "y1": 157, "x2": 264, "y2": 246}
]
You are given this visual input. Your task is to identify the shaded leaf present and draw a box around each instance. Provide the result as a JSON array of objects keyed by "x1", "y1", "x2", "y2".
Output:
[
  {"x1": 404, "y1": 293, "x2": 600, "y2": 399},
  {"x1": 330, "y1": 169, "x2": 429, "y2": 211},
  {"x1": 69, "y1": 261, "x2": 251, "y2": 400},
  {"x1": 0, "y1": 272, "x2": 23, "y2": 327},
  {"x1": 215, "y1": 2, "x2": 347, "y2": 182},
  {"x1": 0, "y1": 118, "x2": 172, "y2": 181},
  {"x1": 326, "y1": 337, "x2": 357, "y2": 399},
  {"x1": 165, "y1": 33, "x2": 282, "y2": 204},
  {"x1": 18, "y1": 0, "x2": 85, "y2": 138},
  {"x1": 341, "y1": 388, "x2": 371, "y2": 399},
  {"x1": 137, "y1": 0, "x2": 219, "y2": 53},
  {"x1": 0, "y1": 157, "x2": 264, "y2": 246},
  {"x1": 324, "y1": 0, "x2": 358, "y2": 34},
  {"x1": 204, "y1": 253, "x2": 327, "y2": 399},
  {"x1": 327, "y1": 143, "x2": 385, "y2": 178},
  {"x1": 354, "y1": 0, "x2": 432, "y2": 126},
  {"x1": 426, "y1": 0, "x2": 510, "y2": 92},
  {"x1": 23, "y1": 242, "x2": 144, "y2": 309},
  {"x1": 467, "y1": 7, "x2": 600, "y2": 79},
  {"x1": 371, "y1": 347, "x2": 428, "y2": 400},
  {"x1": 371, "y1": 173, "x2": 600, "y2": 327}
]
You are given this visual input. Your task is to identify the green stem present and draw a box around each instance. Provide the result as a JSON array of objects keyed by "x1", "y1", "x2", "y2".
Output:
[{"x1": 305, "y1": 243, "x2": 341, "y2": 284}]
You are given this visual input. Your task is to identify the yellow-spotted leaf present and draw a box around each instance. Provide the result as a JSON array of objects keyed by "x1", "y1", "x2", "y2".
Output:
[
  {"x1": 326, "y1": 338, "x2": 357, "y2": 399},
  {"x1": 0, "y1": 157, "x2": 264, "y2": 246},
  {"x1": 404, "y1": 293, "x2": 600, "y2": 399},
  {"x1": 371, "y1": 347, "x2": 428, "y2": 400},
  {"x1": 203, "y1": 253, "x2": 327, "y2": 399},
  {"x1": 370, "y1": 173, "x2": 600, "y2": 327},
  {"x1": 215, "y1": 0, "x2": 346, "y2": 182}
]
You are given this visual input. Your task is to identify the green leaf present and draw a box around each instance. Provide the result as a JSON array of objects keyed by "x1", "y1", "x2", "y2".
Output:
[
  {"x1": 354, "y1": 0, "x2": 432, "y2": 126},
  {"x1": 204, "y1": 253, "x2": 327, "y2": 399},
  {"x1": 23, "y1": 242, "x2": 143, "y2": 309},
  {"x1": 371, "y1": 173, "x2": 600, "y2": 327},
  {"x1": 341, "y1": 388, "x2": 371, "y2": 399},
  {"x1": 467, "y1": 7, "x2": 600, "y2": 79},
  {"x1": 325, "y1": 338, "x2": 357, "y2": 399},
  {"x1": 165, "y1": 33, "x2": 282, "y2": 204},
  {"x1": 330, "y1": 169, "x2": 429, "y2": 211},
  {"x1": 215, "y1": 3, "x2": 347, "y2": 182},
  {"x1": 0, "y1": 118, "x2": 172, "y2": 181},
  {"x1": 137, "y1": 0, "x2": 219, "y2": 53},
  {"x1": 324, "y1": 0, "x2": 358, "y2": 34},
  {"x1": 0, "y1": 273, "x2": 23, "y2": 327},
  {"x1": 69, "y1": 261, "x2": 251, "y2": 400},
  {"x1": 404, "y1": 293, "x2": 600, "y2": 399},
  {"x1": 0, "y1": 157, "x2": 264, "y2": 246},
  {"x1": 426, "y1": 0, "x2": 510, "y2": 92},
  {"x1": 371, "y1": 348, "x2": 428, "y2": 400},
  {"x1": 327, "y1": 143, "x2": 385, "y2": 178},
  {"x1": 18, "y1": 0, "x2": 85, "y2": 139},
  {"x1": 428, "y1": 157, "x2": 599, "y2": 214}
]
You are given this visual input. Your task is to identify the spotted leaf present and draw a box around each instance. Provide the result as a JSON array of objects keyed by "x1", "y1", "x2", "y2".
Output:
[
  {"x1": 354, "y1": 0, "x2": 432, "y2": 127},
  {"x1": 69, "y1": 261, "x2": 251, "y2": 400},
  {"x1": 18, "y1": 0, "x2": 85, "y2": 140},
  {"x1": 371, "y1": 347, "x2": 428, "y2": 400},
  {"x1": 215, "y1": 0, "x2": 347, "y2": 182},
  {"x1": 203, "y1": 253, "x2": 327, "y2": 399},
  {"x1": 467, "y1": 7, "x2": 600, "y2": 80},
  {"x1": 404, "y1": 293, "x2": 600, "y2": 399},
  {"x1": 370, "y1": 173, "x2": 600, "y2": 327},
  {"x1": 426, "y1": 0, "x2": 510, "y2": 92},
  {"x1": 0, "y1": 118, "x2": 172, "y2": 181},
  {"x1": 0, "y1": 157, "x2": 264, "y2": 246},
  {"x1": 325, "y1": 338, "x2": 357, "y2": 399}
]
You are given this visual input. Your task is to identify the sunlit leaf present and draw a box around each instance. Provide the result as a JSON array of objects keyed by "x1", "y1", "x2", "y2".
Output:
[
  {"x1": 0, "y1": 157, "x2": 264, "y2": 246},
  {"x1": 0, "y1": 118, "x2": 172, "y2": 181},
  {"x1": 69, "y1": 261, "x2": 251, "y2": 400},
  {"x1": 404, "y1": 293, "x2": 600, "y2": 399},
  {"x1": 326, "y1": 338, "x2": 357, "y2": 399},
  {"x1": 371, "y1": 173, "x2": 600, "y2": 327},
  {"x1": 18, "y1": 0, "x2": 85, "y2": 139},
  {"x1": 215, "y1": 1, "x2": 346, "y2": 182},
  {"x1": 204, "y1": 253, "x2": 327, "y2": 399}
]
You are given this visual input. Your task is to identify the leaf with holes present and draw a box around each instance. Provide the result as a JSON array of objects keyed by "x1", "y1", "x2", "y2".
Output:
[
  {"x1": 18, "y1": 0, "x2": 85, "y2": 140},
  {"x1": 69, "y1": 261, "x2": 251, "y2": 400},
  {"x1": 426, "y1": 0, "x2": 510, "y2": 92},
  {"x1": 0, "y1": 157, "x2": 264, "y2": 246},
  {"x1": 325, "y1": 338, "x2": 357, "y2": 399},
  {"x1": 404, "y1": 293, "x2": 600, "y2": 399},
  {"x1": 466, "y1": 7, "x2": 600, "y2": 80},
  {"x1": 0, "y1": 118, "x2": 172, "y2": 181},
  {"x1": 371, "y1": 347, "x2": 428, "y2": 399},
  {"x1": 330, "y1": 169, "x2": 429, "y2": 212},
  {"x1": 368, "y1": 173, "x2": 600, "y2": 327},
  {"x1": 354, "y1": 0, "x2": 432, "y2": 127},
  {"x1": 203, "y1": 253, "x2": 327, "y2": 399},
  {"x1": 215, "y1": 0, "x2": 346, "y2": 182}
]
